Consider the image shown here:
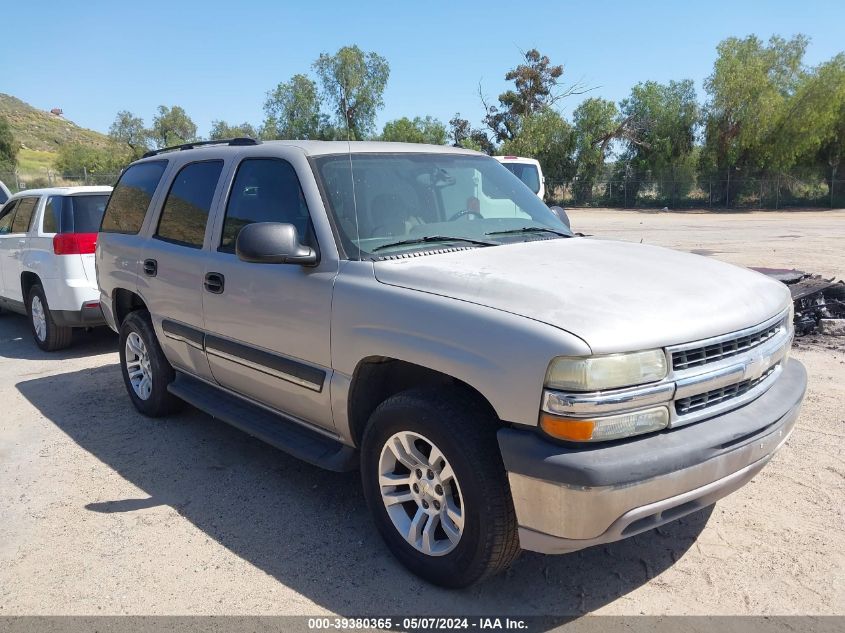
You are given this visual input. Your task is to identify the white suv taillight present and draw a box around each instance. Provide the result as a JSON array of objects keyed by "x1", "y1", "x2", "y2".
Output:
[{"x1": 53, "y1": 233, "x2": 97, "y2": 255}]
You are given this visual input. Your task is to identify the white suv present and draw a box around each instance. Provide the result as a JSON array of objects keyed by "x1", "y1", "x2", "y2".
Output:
[
  {"x1": 0, "y1": 186, "x2": 112, "y2": 350},
  {"x1": 493, "y1": 155, "x2": 545, "y2": 200}
]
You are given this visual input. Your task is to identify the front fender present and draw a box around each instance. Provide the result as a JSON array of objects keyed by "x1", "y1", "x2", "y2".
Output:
[{"x1": 331, "y1": 262, "x2": 591, "y2": 428}]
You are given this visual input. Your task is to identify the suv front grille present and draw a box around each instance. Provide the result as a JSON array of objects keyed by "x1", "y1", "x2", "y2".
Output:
[
  {"x1": 675, "y1": 366, "x2": 777, "y2": 416},
  {"x1": 671, "y1": 320, "x2": 783, "y2": 371}
]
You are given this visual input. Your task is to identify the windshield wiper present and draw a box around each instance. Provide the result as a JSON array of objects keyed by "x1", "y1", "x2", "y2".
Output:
[
  {"x1": 484, "y1": 226, "x2": 572, "y2": 238},
  {"x1": 372, "y1": 235, "x2": 498, "y2": 252}
]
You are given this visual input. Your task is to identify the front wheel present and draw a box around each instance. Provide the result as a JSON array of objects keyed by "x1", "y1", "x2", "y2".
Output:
[{"x1": 361, "y1": 388, "x2": 520, "y2": 587}]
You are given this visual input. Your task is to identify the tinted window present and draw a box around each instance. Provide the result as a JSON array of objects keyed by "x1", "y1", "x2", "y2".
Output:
[
  {"x1": 101, "y1": 161, "x2": 167, "y2": 234},
  {"x1": 0, "y1": 200, "x2": 17, "y2": 234},
  {"x1": 155, "y1": 161, "x2": 223, "y2": 248},
  {"x1": 11, "y1": 197, "x2": 38, "y2": 233},
  {"x1": 220, "y1": 159, "x2": 312, "y2": 252},
  {"x1": 501, "y1": 163, "x2": 541, "y2": 194},
  {"x1": 68, "y1": 195, "x2": 110, "y2": 232},
  {"x1": 46, "y1": 195, "x2": 110, "y2": 233},
  {"x1": 44, "y1": 197, "x2": 61, "y2": 233}
]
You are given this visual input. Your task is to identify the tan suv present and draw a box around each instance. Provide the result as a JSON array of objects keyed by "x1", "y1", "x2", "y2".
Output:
[{"x1": 97, "y1": 138, "x2": 806, "y2": 587}]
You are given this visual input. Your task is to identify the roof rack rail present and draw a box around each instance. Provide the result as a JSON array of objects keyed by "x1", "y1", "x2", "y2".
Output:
[{"x1": 142, "y1": 137, "x2": 261, "y2": 158}]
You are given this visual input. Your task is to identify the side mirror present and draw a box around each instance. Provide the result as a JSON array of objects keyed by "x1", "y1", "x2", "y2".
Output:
[
  {"x1": 235, "y1": 222, "x2": 318, "y2": 266},
  {"x1": 549, "y1": 205, "x2": 571, "y2": 229}
]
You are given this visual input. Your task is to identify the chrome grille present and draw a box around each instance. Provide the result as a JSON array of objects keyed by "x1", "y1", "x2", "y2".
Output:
[
  {"x1": 671, "y1": 320, "x2": 783, "y2": 371},
  {"x1": 675, "y1": 366, "x2": 777, "y2": 416}
]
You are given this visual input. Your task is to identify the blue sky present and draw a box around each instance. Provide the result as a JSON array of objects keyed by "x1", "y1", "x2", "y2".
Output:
[{"x1": 2, "y1": 0, "x2": 843, "y2": 139}]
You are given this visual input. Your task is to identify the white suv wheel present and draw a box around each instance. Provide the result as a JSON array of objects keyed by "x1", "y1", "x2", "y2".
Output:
[{"x1": 30, "y1": 295, "x2": 47, "y2": 342}]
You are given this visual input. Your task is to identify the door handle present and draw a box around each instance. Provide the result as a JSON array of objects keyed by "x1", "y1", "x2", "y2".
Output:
[
  {"x1": 143, "y1": 258, "x2": 157, "y2": 277},
  {"x1": 204, "y1": 272, "x2": 225, "y2": 294}
]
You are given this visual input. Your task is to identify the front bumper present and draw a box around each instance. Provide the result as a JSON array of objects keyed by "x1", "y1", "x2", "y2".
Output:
[{"x1": 498, "y1": 359, "x2": 807, "y2": 554}]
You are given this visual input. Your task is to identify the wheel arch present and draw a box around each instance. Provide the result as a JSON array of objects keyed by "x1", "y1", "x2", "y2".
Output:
[
  {"x1": 20, "y1": 271, "x2": 41, "y2": 304},
  {"x1": 112, "y1": 288, "x2": 148, "y2": 326},
  {"x1": 347, "y1": 356, "x2": 500, "y2": 447}
]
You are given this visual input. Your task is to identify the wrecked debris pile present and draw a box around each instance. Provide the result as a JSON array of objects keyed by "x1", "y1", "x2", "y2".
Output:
[{"x1": 752, "y1": 268, "x2": 845, "y2": 336}]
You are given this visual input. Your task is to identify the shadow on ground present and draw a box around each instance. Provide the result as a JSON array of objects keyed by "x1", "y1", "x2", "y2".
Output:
[
  {"x1": 16, "y1": 362, "x2": 711, "y2": 618},
  {"x1": 0, "y1": 312, "x2": 116, "y2": 360}
]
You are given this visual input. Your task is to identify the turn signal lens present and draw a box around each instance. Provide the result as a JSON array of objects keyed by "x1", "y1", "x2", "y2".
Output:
[
  {"x1": 539, "y1": 415, "x2": 595, "y2": 441},
  {"x1": 540, "y1": 406, "x2": 670, "y2": 442}
]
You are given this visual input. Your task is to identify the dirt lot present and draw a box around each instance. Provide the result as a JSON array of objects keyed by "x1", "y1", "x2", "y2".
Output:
[{"x1": 0, "y1": 209, "x2": 843, "y2": 617}]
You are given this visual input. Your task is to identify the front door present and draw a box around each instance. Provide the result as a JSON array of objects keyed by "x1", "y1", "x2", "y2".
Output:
[
  {"x1": 202, "y1": 156, "x2": 337, "y2": 431},
  {"x1": 0, "y1": 199, "x2": 19, "y2": 303},
  {"x1": 1, "y1": 196, "x2": 38, "y2": 304}
]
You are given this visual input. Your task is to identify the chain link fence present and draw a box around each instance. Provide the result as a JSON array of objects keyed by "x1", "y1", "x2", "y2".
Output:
[
  {"x1": 2, "y1": 170, "x2": 844, "y2": 210},
  {"x1": 548, "y1": 178, "x2": 845, "y2": 209}
]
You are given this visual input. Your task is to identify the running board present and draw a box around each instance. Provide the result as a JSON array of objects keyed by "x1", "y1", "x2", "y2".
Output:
[{"x1": 168, "y1": 373, "x2": 358, "y2": 472}]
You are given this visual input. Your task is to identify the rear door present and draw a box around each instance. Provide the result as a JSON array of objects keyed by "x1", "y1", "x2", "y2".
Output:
[
  {"x1": 1, "y1": 196, "x2": 39, "y2": 303},
  {"x1": 141, "y1": 159, "x2": 225, "y2": 383}
]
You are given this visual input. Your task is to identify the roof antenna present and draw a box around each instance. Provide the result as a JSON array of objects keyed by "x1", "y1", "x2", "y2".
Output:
[{"x1": 343, "y1": 104, "x2": 361, "y2": 258}]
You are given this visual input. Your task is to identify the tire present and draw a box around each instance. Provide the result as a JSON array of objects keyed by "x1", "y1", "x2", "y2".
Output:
[
  {"x1": 28, "y1": 284, "x2": 73, "y2": 351},
  {"x1": 361, "y1": 387, "x2": 520, "y2": 588},
  {"x1": 118, "y1": 310, "x2": 181, "y2": 417}
]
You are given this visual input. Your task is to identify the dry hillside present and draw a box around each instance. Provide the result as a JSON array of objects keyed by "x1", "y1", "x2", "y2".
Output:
[{"x1": 0, "y1": 93, "x2": 112, "y2": 153}]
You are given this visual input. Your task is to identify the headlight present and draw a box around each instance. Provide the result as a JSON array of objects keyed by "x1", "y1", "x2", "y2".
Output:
[
  {"x1": 540, "y1": 406, "x2": 670, "y2": 442},
  {"x1": 545, "y1": 350, "x2": 668, "y2": 392}
]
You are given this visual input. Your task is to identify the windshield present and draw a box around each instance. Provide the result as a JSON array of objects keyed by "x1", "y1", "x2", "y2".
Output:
[
  {"x1": 314, "y1": 153, "x2": 569, "y2": 258},
  {"x1": 499, "y1": 162, "x2": 541, "y2": 194}
]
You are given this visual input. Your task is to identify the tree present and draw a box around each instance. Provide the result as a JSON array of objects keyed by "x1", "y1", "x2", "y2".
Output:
[
  {"x1": 150, "y1": 105, "x2": 198, "y2": 148},
  {"x1": 818, "y1": 58, "x2": 845, "y2": 186},
  {"x1": 618, "y1": 80, "x2": 700, "y2": 199},
  {"x1": 262, "y1": 74, "x2": 327, "y2": 140},
  {"x1": 791, "y1": 54, "x2": 845, "y2": 193},
  {"x1": 701, "y1": 35, "x2": 809, "y2": 180},
  {"x1": 448, "y1": 114, "x2": 494, "y2": 154},
  {"x1": 381, "y1": 116, "x2": 447, "y2": 145},
  {"x1": 55, "y1": 143, "x2": 127, "y2": 176},
  {"x1": 482, "y1": 49, "x2": 587, "y2": 143},
  {"x1": 209, "y1": 120, "x2": 259, "y2": 140},
  {"x1": 572, "y1": 98, "x2": 619, "y2": 203},
  {"x1": 500, "y1": 108, "x2": 575, "y2": 184},
  {"x1": 108, "y1": 111, "x2": 148, "y2": 159},
  {"x1": 313, "y1": 45, "x2": 390, "y2": 139},
  {"x1": 0, "y1": 115, "x2": 18, "y2": 171}
]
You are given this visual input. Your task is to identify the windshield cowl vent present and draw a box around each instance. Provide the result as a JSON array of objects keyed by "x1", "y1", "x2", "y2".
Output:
[{"x1": 376, "y1": 246, "x2": 478, "y2": 261}]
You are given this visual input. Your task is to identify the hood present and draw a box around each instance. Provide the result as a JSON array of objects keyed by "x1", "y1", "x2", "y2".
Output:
[{"x1": 373, "y1": 238, "x2": 791, "y2": 354}]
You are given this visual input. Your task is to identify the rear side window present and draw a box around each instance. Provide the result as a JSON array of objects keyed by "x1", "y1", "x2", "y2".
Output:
[
  {"x1": 44, "y1": 195, "x2": 110, "y2": 233},
  {"x1": 43, "y1": 197, "x2": 60, "y2": 233},
  {"x1": 11, "y1": 197, "x2": 38, "y2": 233},
  {"x1": 0, "y1": 200, "x2": 17, "y2": 234},
  {"x1": 101, "y1": 161, "x2": 167, "y2": 234},
  {"x1": 501, "y1": 163, "x2": 541, "y2": 194},
  {"x1": 220, "y1": 158, "x2": 312, "y2": 252},
  {"x1": 155, "y1": 161, "x2": 223, "y2": 248}
]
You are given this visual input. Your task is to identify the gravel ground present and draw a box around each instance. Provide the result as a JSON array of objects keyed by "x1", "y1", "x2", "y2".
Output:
[{"x1": 0, "y1": 209, "x2": 843, "y2": 616}]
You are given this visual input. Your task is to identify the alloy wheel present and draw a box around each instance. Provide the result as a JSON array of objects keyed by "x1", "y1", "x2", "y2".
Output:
[
  {"x1": 125, "y1": 332, "x2": 153, "y2": 400},
  {"x1": 378, "y1": 431, "x2": 465, "y2": 556},
  {"x1": 31, "y1": 295, "x2": 47, "y2": 342}
]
